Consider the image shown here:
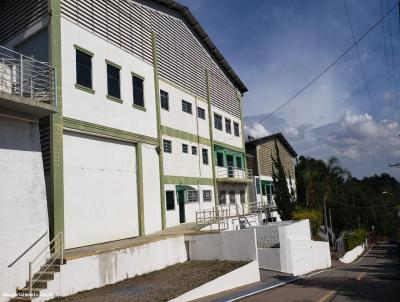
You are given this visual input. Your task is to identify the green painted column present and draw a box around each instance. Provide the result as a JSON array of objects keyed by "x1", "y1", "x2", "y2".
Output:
[
  {"x1": 136, "y1": 143, "x2": 145, "y2": 235},
  {"x1": 152, "y1": 32, "x2": 166, "y2": 229},
  {"x1": 49, "y1": 0, "x2": 65, "y2": 245},
  {"x1": 238, "y1": 92, "x2": 251, "y2": 206},
  {"x1": 206, "y1": 70, "x2": 219, "y2": 206}
]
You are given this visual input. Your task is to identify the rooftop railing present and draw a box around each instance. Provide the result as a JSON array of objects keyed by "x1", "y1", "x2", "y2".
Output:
[{"x1": 0, "y1": 45, "x2": 56, "y2": 106}]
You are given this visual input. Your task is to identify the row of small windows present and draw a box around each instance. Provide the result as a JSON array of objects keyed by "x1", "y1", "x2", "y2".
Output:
[
  {"x1": 75, "y1": 47, "x2": 144, "y2": 108},
  {"x1": 165, "y1": 190, "x2": 212, "y2": 210},
  {"x1": 216, "y1": 152, "x2": 243, "y2": 169},
  {"x1": 160, "y1": 89, "x2": 207, "y2": 121},
  {"x1": 218, "y1": 190, "x2": 245, "y2": 205},
  {"x1": 163, "y1": 139, "x2": 209, "y2": 165},
  {"x1": 214, "y1": 114, "x2": 240, "y2": 137}
]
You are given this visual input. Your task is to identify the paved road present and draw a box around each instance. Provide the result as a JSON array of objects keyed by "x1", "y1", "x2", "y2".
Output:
[{"x1": 240, "y1": 243, "x2": 399, "y2": 302}]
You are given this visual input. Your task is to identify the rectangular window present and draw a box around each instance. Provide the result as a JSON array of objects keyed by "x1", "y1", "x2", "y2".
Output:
[
  {"x1": 182, "y1": 143, "x2": 188, "y2": 153},
  {"x1": 160, "y1": 90, "x2": 169, "y2": 110},
  {"x1": 163, "y1": 139, "x2": 172, "y2": 153},
  {"x1": 187, "y1": 191, "x2": 198, "y2": 203},
  {"x1": 197, "y1": 107, "x2": 206, "y2": 119},
  {"x1": 234, "y1": 122, "x2": 240, "y2": 137},
  {"x1": 107, "y1": 63, "x2": 121, "y2": 99},
  {"x1": 202, "y1": 148, "x2": 209, "y2": 165},
  {"x1": 240, "y1": 191, "x2": 245, "y2": 204},
  {"x1": 132, "y1": 74, "x2": 144, "y2": 107},
  {"x1": 225, "y1": 118, "x2": 232, "y2": 134},
  {"x1": 256, "y1": 178, "x2": 261, "y2": 194},
  {"x1": 236, "y1": 156, "x2": 242, "y2": 169},
  {"x1": 192, "y1": 146, "x2": 197, "y2": 155},
  {"x1": 76, "y1": 49, "x2": 92, "y2": 89},
  {"x1": 217, "y1": 152, "x2": 224, "y2": 167},
  {"x1": 182, "y1": 100, "x2": 192, "y2": 114},
  {"x1": 203, "y1": 190, "x2": 212, "y2": 202},
  {"x1": 229, "y1": 191, "x2": 235, "y2": 204},
  {"x1": 166, "y1": 191, "x2": 175, "y2": 210},
  {"x1": 214, "y1": 114, "x2": 222, "y2": 130},
  {"x1": 262, "y1": 185, "x2": 266, "y2": 196},
  {"x1": 219, "y1": 191, "x2": 226, "y2": 205}
]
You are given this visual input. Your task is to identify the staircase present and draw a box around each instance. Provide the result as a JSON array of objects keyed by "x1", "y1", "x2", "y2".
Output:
[{"x1": 10, "y1": 233, "x2": 65, "y2": 302}]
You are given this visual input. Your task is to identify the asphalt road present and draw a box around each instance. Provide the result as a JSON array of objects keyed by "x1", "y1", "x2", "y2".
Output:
[{"x1": 240, "y1": 243, "x2": 399, "y2": 302}]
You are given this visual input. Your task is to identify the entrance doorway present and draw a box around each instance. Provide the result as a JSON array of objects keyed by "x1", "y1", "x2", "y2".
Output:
[{"x1": 178, "y1": 190, "x2": 186, "y2": 223}]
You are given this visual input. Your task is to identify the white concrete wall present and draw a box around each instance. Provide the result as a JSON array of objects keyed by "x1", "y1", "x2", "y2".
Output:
[
  {"x1": 279, "y1": 220, "x2": 331, "y2": 276},
  {"x1": 169, "y1": 261, "x2": 260, "y2": 302},
  {"x1": 63, "y1": 132, "x2": 139, "y2": 249},
  {"x1": 212, "y1": 106, "x2": 243, "y2": 149},
  {"x1": 0, "y1": 116, "x2": 49, "y2": 302},
  {"x1": 257, "y1": 248, "x2": 281, "y2": 271},
  {"x1": 340, "y1": 244, "x2": 365, "y2": 264},
  {"x1": 163, "y1": 136, "x2": 212, "y2": 179},
  {"x1": 186, "y1": 229, "x2": 258, "y2": 262},
  {"x1": 39, "y1": 237, "x2": 188, "y2": 301},
  {"x1": 142, "y1": 144, "x2": 162, "y2": 234},
  {"x1": 159, "y1": 80, "x2": 209, "y2": 139},
  {"x1": 60, "y1": 19, "x2": 158, "y2": 138}
]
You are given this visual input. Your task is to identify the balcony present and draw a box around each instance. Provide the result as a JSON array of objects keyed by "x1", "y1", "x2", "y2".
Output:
[
  {"x1": 216, "y1": 166, "x2": 253, "y2": 183},
  {"x1": 0, "y1": 45, "x2": 56, "y2": 118}
]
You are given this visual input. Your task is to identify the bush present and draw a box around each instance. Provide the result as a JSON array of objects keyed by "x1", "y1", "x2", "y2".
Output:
[
  {"x1": 344, "y1": 229, "x2": 366, "y2": 251},
  {"x1": 292, "y1": 209, "x2": 323, "y2": 236}
]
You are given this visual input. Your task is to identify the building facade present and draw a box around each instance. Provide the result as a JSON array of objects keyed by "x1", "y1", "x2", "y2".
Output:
[
  {"x1": 0, "y1": 0, "x2": 250, "y2": 250},
  {"x1": 246, "y1": 133, "x2": 297, "y2": 222}
]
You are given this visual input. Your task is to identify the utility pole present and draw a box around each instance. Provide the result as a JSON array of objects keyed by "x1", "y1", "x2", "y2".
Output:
[{"x1": 329, "y1": 208, "x2": 334, "y2": 246}]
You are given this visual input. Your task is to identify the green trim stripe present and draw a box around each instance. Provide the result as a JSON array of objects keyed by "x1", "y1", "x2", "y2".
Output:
[
  {"x1": 63, "y1": 117, "x2": 158, "y2": 146},
  {"x1": 152, "y1": 32, "x2": 166, "y2": 229},
  {"x1": 161, "y1": 126, "x2": 210, "y2": 145},
  {"x1": 136, "y1": 143, "x2": 145, "y2": 236},
  {"x1": 163, "y1": 176, "x2": 214, "y2": 186}
]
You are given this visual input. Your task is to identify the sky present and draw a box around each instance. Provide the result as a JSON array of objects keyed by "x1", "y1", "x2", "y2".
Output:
[{"x1": 179, "y1": 0, "x2": 400, "y2": 180}]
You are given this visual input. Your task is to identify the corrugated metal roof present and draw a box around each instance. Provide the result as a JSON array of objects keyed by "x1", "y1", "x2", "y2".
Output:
[
  {"x1": 245, "y1": 132, "x2": 298, "y2": 157},
  {"x1": 152, "y1": 0, "x2": 248, "y2": 93}
]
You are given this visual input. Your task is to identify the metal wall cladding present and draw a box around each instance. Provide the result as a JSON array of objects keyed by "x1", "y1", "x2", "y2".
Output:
[
  {"x1": 61, "y1": 0, "x2": 241, "y2": 118},
  {"x1": 0, "y1": 0, "x2": 48, "y2": 44}
]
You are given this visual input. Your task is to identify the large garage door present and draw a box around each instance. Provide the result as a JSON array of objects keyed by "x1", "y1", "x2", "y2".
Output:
[{"x1": 63, "y1": 132, "x2": 138, "y2": 249}]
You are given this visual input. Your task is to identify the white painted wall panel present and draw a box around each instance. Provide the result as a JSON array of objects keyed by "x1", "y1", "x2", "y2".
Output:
[
  {"x1": 212, "y1": 106, "x2": 243, "y2": 149},
  {"x1": 163, "y1": 136, "x2": 212, "y2": 179},
  {"x1": 0, "y1": 116, "x2": 49, "y2": 302},
  {"x1": 159, "y1": 80, "x2": 209, "y2": 139},
  {"x1": 142, "y1": 144, "x2": 162, "y2": 234},
  {"x1": 63, "y1": 132, "x2": 139, "y2": 249},
  {"x1": 60, "y1": 19, "x2": 158, "y2": 138}
]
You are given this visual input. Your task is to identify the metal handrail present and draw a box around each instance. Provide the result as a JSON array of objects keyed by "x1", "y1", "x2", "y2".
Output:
[
  {"x1": 216, "y1": 166, "x2": 252, "y2": 179},
  {"x1": 8, "y1": 232, "x2": 48, "y2": 268},
  {"x1": 0, "y1": 45, "x2": 56, "y2": 106},
  {"x1": 28, "y1": 232, "x2": 63, "y2": 297}
]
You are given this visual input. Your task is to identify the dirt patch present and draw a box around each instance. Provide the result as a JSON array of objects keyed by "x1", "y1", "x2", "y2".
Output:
[{"x1": 50, "y1": 260, "x2": 247, "y2": 302}]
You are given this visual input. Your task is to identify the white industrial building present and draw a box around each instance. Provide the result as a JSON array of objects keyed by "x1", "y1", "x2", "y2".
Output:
[{"x1": 0, "y1": 0, "x2": 250, "y2": 252}]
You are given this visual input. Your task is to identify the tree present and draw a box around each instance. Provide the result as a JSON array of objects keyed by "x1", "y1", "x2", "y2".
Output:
[{"x1": 272, "y1": 139, "x2": 295, "y2": 220}]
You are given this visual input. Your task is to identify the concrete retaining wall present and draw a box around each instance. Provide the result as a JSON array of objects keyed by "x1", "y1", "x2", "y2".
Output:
[
  {"x1": 39, "y1": 237, "x2": 188, "y2": 301},
  {"x1": 257, "y1": 248, "x2": 281, "y2": 271}
]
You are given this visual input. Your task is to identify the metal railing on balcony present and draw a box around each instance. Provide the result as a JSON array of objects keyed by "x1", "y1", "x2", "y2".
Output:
[
  {"x1": 0, "y1": 45, "x2": 56, "y2": 106},
  {"x1": 216, "y1": 166, "x2": 252, "y2": 180}
]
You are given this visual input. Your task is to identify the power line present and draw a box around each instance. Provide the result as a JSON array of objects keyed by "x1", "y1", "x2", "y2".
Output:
[
  {"x1": 243, "y1": 0, "x2": 400, "y2": 134},
  {"x1": 344, "y1": 0, "x2": 392, "y2": 165}
]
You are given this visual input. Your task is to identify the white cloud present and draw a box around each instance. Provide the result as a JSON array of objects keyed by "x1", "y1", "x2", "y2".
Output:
[
  {"x1": 282, "y1": 126, "x2": 299, "y2": 138},
  {"x1": 245, "y1": 123, "x2": 270, "y2": 141}
]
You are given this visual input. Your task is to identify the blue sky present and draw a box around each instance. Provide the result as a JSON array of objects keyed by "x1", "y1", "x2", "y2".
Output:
[{"x1": 179, "y1": 0, "x2": 400, "y2": 179}]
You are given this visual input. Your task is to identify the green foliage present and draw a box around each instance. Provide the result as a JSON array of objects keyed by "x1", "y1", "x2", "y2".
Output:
[
  {"x1": 343, "y1": 229, "x2": 366, "y2": 251},
  {"x1": 272, "y1": 139, "x2": 295, "y2": 220},
  {"x1": 292, "y1": 209, "x2": 323, "y2": 235},
  {"x1": 296, "y1": 155, "x2": 400, "y2": 238}
]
